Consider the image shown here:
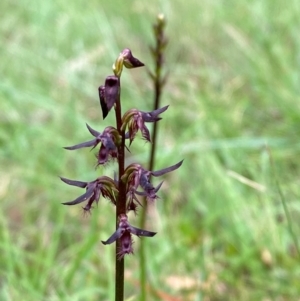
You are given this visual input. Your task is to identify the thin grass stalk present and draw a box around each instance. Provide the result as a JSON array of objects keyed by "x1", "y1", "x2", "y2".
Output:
[
  {"x1": 267, "y1": 146, "x2": 300, "y2": 258},
  {"x1": 139, "y1": 14, "x2": 167, "y2": 301}
]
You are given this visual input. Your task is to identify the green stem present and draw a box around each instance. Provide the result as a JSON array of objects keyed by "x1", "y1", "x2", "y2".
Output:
[
  {"x1": 139, "y1": 15, "x2": 166, "y2": 301},
  {"x1": 275, "y1": 176, "x2": 300, "y2": 257},
  {"x1": 139, "y1": 72, "x2": 161, "y2": 301},
  {"x1": 115, "y1": 78, "x2": 126, "y2": 301}
]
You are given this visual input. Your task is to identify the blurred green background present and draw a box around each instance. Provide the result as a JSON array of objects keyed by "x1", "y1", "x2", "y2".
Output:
[{"x1": 1, "y1": 0, "x2": 300, "y2": 300}]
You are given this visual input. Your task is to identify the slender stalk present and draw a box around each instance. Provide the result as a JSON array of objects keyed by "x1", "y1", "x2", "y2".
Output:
[
  {"x1": 139, "y1": 14, "x2": 167, "y2": 301},
  {"x1": 115, "y1": 78, "x2": 126, "y2": 301},
  {"x1": 138, "y1": 49, "x2": 161, "y2": 301},
  {"x1": 275, "y1": 175, "x2": 300, "y2": 257},
  {"x1": 267, "y1": 146, "x2": 300, "y2": 258},
  {"x1": 148, "y1": 50, "x2": 163, "y2": 170}
]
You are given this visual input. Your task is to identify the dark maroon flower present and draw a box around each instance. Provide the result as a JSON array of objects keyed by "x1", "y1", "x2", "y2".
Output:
[
  {"x1": 122, "y1": 105, "x2": 168, "y2": 145},
  {"x1": 122, "y1": 160, "x2": 183, "y2": 207},
  {"x1": 102, "y1": 214, "x2": 156, "y2": 259},
  {"x1": 60, "y1": 176, "x2": 118, "y2": 212},
  {"x1": 113, "y1": 48, "x2": 145, "y2": 77},
  {"x1": 98, "y1": 75, "x2": 120, "y2": 119},
  {"x1": 121, "y1": 48, "x2": 145, "y2": 69},
  {"x1": 140, "y1": 105, "x2": 169, "y2": 122},
  {"x1": 64, "y1": 124, "x2": 120, "y2": 166}
]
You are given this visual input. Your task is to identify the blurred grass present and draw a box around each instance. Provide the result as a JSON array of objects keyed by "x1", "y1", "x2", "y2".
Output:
[{"x1": 1, "y1": 0, "x2": 300, "y2": 300}]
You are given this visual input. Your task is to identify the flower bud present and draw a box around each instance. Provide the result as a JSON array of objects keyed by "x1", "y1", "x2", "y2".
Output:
[
  {"x1": 121, "y1": 48, "x2": 145, "y2": 69},
  {"x1": 113, "y1": 48, "x2": 144, "y2": 77}
]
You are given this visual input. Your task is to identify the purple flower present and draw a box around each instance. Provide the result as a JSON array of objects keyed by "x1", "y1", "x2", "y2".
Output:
[
  {"x1": 121, "y1": 48, "x2": 145, "y2": 69},
  {"x1": 102, "y1": 214, "x2": 156, "y2": 259},
  {"x1": 113, "y1": 48, "x2": 145, "y2": 77},
  {"x1": 122, "y1": 160, "x2": 183, "y2": 209},
  {"x1": 122, "y1": 105, "x2": 169, "y2": 145},
  {"x1": 99, "y1": 76, "x2": 120, "y2": 119},
  {"x1": 64, "y1": 124, "x2": 120, "y2": 166},
  {"x1": 60, "y1": 176, "x2": 118, "y2": 213}
]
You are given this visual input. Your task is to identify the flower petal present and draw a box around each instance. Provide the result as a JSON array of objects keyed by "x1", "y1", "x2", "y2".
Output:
[
  {"x1": 101, "y1": 228, "x2": 124, "y2": 245},
  {"x1": 117, "y1": 231, "x2": 134, "y2": 259},
  {"x1": 129, "y1": 225, "x2": 156, "y2": 237},
  {"x1": 62, "y1": 186, "x2": 95, "y2": 205},
  {"x1": 151, "y1": 160, "x2": 183, "y2": 177},
  {"x1": 141, "y1": 105, "x2": 169, "y2": 122},
  {"x1": 99, "y1": 85, "x2": 108, "y2": 119},
  {"x1": 122, "y1": 48, "x2": 145, "y2": 68},
  {"x1": 140, "y1": 123, "x2": 151, "y2": 142},
  {"x1": 64, "y1": 139, "x2": 97, "y2": 150},
  {"x1": 153, "y1": 181, "x2": 164, "y2": 193},
  {"x1": 60, "y1": 177, "x2": 88, "y2": 188},
  {"x1": 105, "y1": 76, "x2": 119, "y2": 113},
  {"x1": 86, "y1": 123, "x2": 101, "y2": 138}
]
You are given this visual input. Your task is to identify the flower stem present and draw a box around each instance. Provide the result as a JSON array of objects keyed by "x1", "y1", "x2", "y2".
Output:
[
  {"x1": 139, "y1": 14, "x2": 167, "y2": 301},
  {"x1": 115, "y1": 78, "x2": 126, "y2": 301},
  {"x1": 139, "y1": 63, "x2": 161, "y2": 301}
]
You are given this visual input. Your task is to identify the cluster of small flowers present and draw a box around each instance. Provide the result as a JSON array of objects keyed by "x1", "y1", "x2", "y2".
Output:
[{"x1": 61, "y1": 49, "x2": 182, "y2": 259}]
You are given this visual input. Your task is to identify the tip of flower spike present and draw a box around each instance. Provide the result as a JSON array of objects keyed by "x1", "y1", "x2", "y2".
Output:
[
  {"x1": 113, "y1": 49, "x2": 144, "y2": 76},
  {"x1": 121, "y1": 48, "x2": 145, "y2": 69},
  {"x1": 157, "y1": 13, "x2": 165, "y2": 22}
]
